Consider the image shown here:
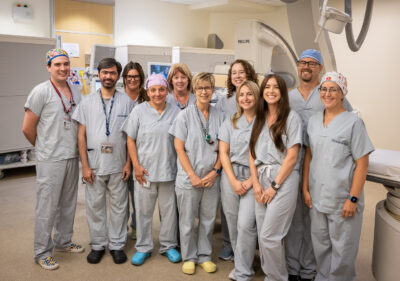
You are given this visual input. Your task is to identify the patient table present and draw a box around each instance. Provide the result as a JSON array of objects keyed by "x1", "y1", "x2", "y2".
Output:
[{"x1": 367, "y1": 149, "x2": 400, "y2": 281}]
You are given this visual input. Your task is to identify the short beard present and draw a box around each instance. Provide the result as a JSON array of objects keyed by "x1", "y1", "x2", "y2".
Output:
[
  {"x1": 301, "y1": 77, "x2": 312, "y2": 83},
  {"x1": 102, "y1": 80, "x2": 116, "y2": 89}
]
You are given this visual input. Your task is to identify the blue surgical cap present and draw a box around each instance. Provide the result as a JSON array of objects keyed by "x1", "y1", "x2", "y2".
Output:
[{"x1": 299, "y1": 49, "x2": 323, "y2": 64}]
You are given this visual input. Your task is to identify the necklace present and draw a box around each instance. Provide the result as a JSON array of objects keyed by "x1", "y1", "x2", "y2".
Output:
[{"x1": 195, "y1": 104, "x2": 214, "y2": 145}]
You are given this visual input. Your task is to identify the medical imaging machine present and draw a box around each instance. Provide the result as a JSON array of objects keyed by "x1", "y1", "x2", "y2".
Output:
[{"x1": 234, "y1": 1, "x2": 397, "y2": 281}]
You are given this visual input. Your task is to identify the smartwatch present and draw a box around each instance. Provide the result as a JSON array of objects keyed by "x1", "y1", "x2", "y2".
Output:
[
  {"x1": 271, "y1": 180, "x2": 280, "y2": 191},
  {"x1": 347, "y1": 195, "x2": 358, "y2": 203},
  {"x1": 213, "y1": 168, "x2": 221, "y2": 175}
]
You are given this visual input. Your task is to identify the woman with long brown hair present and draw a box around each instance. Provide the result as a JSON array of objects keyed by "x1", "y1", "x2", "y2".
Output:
[{"x1": 249, "y1": 74, "x2": 302, "y2": 281}]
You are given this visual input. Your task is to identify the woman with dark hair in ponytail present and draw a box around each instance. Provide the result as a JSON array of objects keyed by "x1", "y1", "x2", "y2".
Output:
[{"x1": 249, "y1": 74, "x2": 302, "y2": 281}]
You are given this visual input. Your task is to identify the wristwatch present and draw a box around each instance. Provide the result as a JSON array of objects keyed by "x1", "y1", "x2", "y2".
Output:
[
  {"x1": 213, "y1": 168, "x2": 221, "y2": 175},
  {"x1": 271, "y1": 180, "x2": 280, "y2": 191},
  {"x1": 347, "y1": 195, "x2": 358, "y2": 203}
]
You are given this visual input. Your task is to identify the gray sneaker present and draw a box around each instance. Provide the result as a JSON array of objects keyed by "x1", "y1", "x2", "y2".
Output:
[
  {"x1": 218, "y1": 245, "x2": 234, "y2": 261},
  {"x1": 55, "y1": 242, "x2": 85, "y2": 253}
]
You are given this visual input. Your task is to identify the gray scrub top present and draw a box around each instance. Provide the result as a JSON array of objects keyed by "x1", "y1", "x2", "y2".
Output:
[
  {"x1": 169, "y1": 104, "x2": 224, "y2": 190},
  {"x1": 72, "y1": 90, "x2": 134, "y2": 176},
  {"x1": 215, "y1": 91, "x2": 237, "y2": 119},
  {"x1": 305, "y1": 111, "x2": 374, "y2": 214},
  {"x1": 166, "y1": 93, "x2": 196, "y2": 110},
  {"x1": 121, "y1": 101, "x2": 180, "y2": 182},
  {"x1": 24, "y1": 80, "x2": 81, "y2": 162},
  {"x1": 254, "y1": 110, "x2": 303, "y2": 170},
  {"x1": 289, "y1": 86, "x2": 353, "y2": 141},
  {"x1": 218, "y1": 114, "x2": 254, "y2": 167}
]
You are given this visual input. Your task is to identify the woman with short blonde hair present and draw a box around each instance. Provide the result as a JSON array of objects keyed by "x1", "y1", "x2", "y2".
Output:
[
  {"x1": 169, "y1": 72, "x2": 224, "y2": 275},
  {"x1": 166, "y1": 63, "x2": 195, "y2": 110}
]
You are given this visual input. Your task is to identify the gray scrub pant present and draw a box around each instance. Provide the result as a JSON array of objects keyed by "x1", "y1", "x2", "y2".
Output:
[
  {"x1": 134, "y1": 180, "x2": 178, "y2": 253},
  {"x1": 127, "y1": 176, "x2": 136, "y2": 229},
  {"x1": 285, "y1": 147, "x2": 316, "y2": 279},
  {"x1": 34, "y1": 158, "x2": 79, "y2": 261},
  {"x1": 176, "y1": 179, "x2": 220, "y2": 263},
  {"x1": 220, "y1": 165, "x2": 257, "y2": 281},
  {"x1": 86, "y1": 173, "x2": 128, "y2": 251},
  {"x1": 221, "y1": 206, "x2": 232, "y2": 249},
  {"x1": 310, "y1": 208, "x2": 363, "y2": 281},
  {"x1": 255, "y1": 165, "x2": 299, "y2": 281}
]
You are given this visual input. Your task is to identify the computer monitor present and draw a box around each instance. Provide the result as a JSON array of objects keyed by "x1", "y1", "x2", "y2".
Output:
[
  {"x1": 89, "y1": 44, "x2": 116, "y2": 74},
  {"x1": 147, "y1": 62, "x2": 171, "y2": 79},
  {"x1": 95, "y1": 79, "x2": 102, "y2": 91}
]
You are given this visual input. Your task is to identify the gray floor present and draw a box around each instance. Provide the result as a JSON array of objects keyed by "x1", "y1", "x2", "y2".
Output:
[{"x1": 0, "y1": 167, "x2": 385, "y2": 281}]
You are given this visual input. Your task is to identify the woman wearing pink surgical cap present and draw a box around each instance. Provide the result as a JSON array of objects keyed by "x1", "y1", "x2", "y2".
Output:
[
  {"x1": 302, "y1": 72, "x2": 374, "y2": 281},
  {"x1": 122, "y1": 73, "x2": 182, "y2": 266}
]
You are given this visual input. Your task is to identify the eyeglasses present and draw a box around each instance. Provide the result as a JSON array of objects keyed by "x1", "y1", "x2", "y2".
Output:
[
  {"x1": 297, "y1": 61, "x2": 320, "y2": 68},
  {"x1": 126, "y1": 75, "x2": 141, "y2": 81},
  {"x1": 196, "y1": 86, "x2": 213, "y2": 92},
  {"x1": 319, "y1": 87, "x2": 340, "y2": 94}
]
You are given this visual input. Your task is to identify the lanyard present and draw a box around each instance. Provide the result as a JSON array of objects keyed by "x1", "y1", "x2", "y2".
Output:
[
  {"x1": 100, "y1": 91, "x2": 115, "y2": 137},
  {"x1": 195, "y1": 104, "x2": 214, "y2": 145},
  {"x1": 50, "y1": 80, "x2": 75, "y2": 115}
]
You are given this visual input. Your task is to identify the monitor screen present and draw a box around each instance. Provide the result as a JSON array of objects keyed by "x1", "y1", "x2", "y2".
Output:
[
  {"x1": 95, "y1": 79, "x2": 102, "y2": 91},
  {"x1": 90, "y1": 44, "x2": 116, "y2": 74},
  {"x1": 147, "y1": 62, "x2": 171, "y2": 79}
]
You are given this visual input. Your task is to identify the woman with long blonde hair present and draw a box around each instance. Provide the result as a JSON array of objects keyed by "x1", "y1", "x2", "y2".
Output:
[{"x1": 218, "y1": 80, "x2": 259, "y2": 280}]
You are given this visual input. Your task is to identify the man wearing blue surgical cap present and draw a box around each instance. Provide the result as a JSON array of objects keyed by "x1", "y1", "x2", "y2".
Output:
[{"x1": 285, "y1": 49, "x2": 353, "y2": 281}]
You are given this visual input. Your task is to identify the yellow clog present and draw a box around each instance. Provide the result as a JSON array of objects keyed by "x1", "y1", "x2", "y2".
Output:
[
  {"x1": 182, "y1": 261, "x2": 196, "y2": 275},
  {"x1": 199, "y1": 261, "x2": 217, "y2": 273}
]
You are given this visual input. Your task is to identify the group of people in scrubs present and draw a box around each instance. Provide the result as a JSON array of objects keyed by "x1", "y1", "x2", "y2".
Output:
[{"x1": 23, "y1": 47, "x2": 373, "y2": 281}]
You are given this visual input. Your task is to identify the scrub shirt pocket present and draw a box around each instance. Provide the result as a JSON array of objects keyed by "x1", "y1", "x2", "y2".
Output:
[
  {"x1": 232, "y1": 131, "x2": 250, "y2": 151},
  {"x1": 136, "y1": 122, "x2": 154, "y2": 146},
  {"x1": 329, "y1": 138, "x2": 350, "y2": 168}
]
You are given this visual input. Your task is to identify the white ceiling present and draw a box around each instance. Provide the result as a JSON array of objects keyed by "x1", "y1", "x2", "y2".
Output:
[
  {"x1": 72, "y1": 0, "x2": 115, "y2": 5},
  {"x1": 72, "y1": 0, "x2": 285, "y2": 8},
  {"x1": 161, "y1": 0, "x2": 285, "y2": 13},
  {"x1": 161, "y1": 0, "x2": 284, "y2": 5}
]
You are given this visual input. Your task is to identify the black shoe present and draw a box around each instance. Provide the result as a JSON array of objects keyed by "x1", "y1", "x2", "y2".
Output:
[
  {"x1": 87, "y1": 249, "x2": 105, "y2": 264},
  {"x1": 110, "y1": 250, "x2": 127, "y2": 264},
  {"x1": 288, "y1": 275, "x2": 300, "y2": 281},
  {"x1": 300, "y1": 279, "x2": 313, "y2": 281}
]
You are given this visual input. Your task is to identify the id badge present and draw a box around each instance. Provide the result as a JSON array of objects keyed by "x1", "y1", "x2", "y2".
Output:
[
  {"x1": 101, "y1": 142, "x2": 114, "y2": 154},
  {"x1": 142, "y1": 177, "x2": 151, "y2": 188},
  {"x1": 64, "y1": 117, "x2": 72, "y2": 130}
]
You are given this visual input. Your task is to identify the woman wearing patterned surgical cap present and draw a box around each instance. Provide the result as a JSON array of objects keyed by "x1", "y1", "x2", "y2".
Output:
[{"x1": 302, "y1": 72, "x2": 374, "y2": 281}]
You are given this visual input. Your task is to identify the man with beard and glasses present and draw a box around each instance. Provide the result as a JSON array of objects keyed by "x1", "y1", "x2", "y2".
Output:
[
  {"x1": 72, "y1": 58, "x2": 133, "y2": 265},
  {"x1": 285, "y1": 49, "x2": 353, "y2": 281}
]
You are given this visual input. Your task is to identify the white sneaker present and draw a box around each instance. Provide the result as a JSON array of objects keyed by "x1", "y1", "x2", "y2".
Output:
[{"x1": 229, "y1": 268, "x2": 237, "y2": 280}]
